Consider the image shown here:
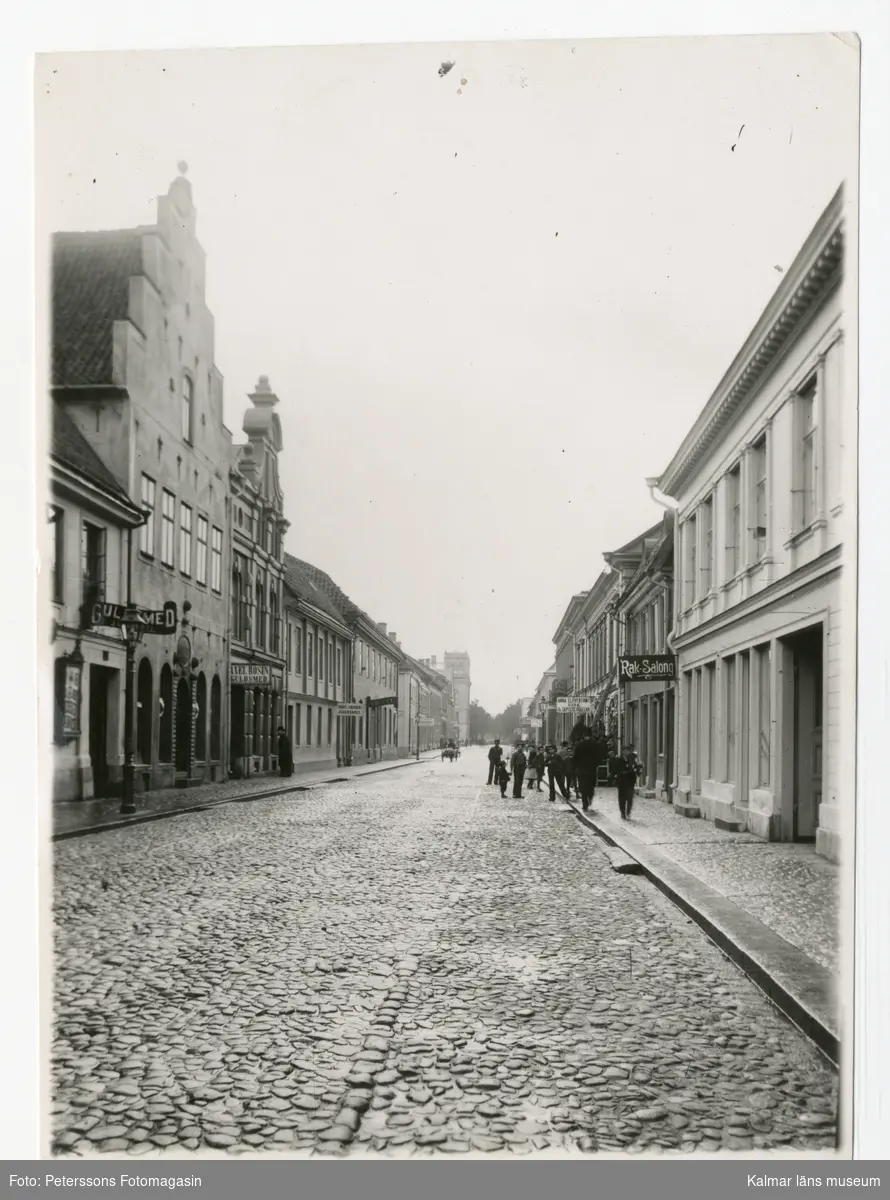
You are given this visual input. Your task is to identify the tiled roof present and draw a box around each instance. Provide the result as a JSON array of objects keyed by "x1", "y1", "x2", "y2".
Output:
[
  {"x1": 282, "y1": 554, "x2": 351, "y2": 627},
  {"x1": 51, "y1": 402, "x2": 134, "y2": 504},
  {"x1": 285, "y1": 555, "x2": 403, "y2": 655},
  {"x1": 52, "y1": 230, "x2": 143, "y2": 387}
]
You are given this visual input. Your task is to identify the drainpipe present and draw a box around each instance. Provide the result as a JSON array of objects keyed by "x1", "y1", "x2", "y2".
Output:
[{"x1": 645, "y1": 478, "x2": 681, "y2": 802}]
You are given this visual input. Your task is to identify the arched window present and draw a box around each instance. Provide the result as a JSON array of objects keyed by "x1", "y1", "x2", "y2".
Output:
[
  {"x1": 195, "y1": 673, "x2": 207, "y2": 761},
  {"x1": 210, "y1": 675, "x2": 221, "y2": 761},
  {"x1": 255, "y1": 573, "x2": 266, "y2": 648},
  {"x1": 159, "y1": 664, "x2": 173, "y2": 762},
  {"x1": 181, "y1": 374, "x2": 194, "y2": 442},
  {"x1": 137, "y1": 658, "x2": 153, "y2": 763}
]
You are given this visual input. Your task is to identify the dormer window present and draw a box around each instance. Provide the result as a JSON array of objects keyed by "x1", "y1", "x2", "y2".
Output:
[{"x1": 182, "y1": 375, "x2": 194, "y2": 443}]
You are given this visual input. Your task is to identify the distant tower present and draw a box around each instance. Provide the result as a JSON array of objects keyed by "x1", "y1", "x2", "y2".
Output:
[{"x1": 443, "y1": 652, "x2": 471, "y2": 743}]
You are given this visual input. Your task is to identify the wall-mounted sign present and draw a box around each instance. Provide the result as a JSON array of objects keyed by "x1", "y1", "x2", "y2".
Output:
[
  {"x1": 417, "y1": 717, "x2": 436, "y2": 727},
  {"x1": 529, "y1": 718, "x2": 543, "y2": 729},
  {"x1": 61, "y1": 658, "x2": 83, "y2": 739},
  {"x1": 551, "y1": 679, "x2": 570, "y2": 697},
  {"x1": 618, "y1": 655, "x2": 677, "y2": 683},
  {"x1": 86, "y1": 600, "x2": 178, "y2": 634},
  {"x1": 337, "y1": 703, "x2": 365, "y2": 717},
  {"x1": 231, "y1": 663, "x2": 271, "y2": 687},
  {"x1": 556, "y1": 697, "x2": 595, "y2": 713}
]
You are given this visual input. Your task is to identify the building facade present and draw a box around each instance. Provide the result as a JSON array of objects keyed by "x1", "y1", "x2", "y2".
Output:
[
  {"x1": 228, "y1": 377, "x2": 288, "y2": 779},
  {"x1": 443, "y1": 652, "x2": 471, "y2": 743},
  {"x1": 51, "y1": 167, "x2": 233, "y2": 791},
  {"x1": 282, "y1": 555, "x2": 354, "y2": 771},
  {"x1": 48, "y1": 404, "x2": 146, "y2": 801},
  {"x1": 659, "y1": 186, "x2": 850, "y2": 862},
  {"x1": 609, "y1": 517, "x2": 675, "y2": 799}
]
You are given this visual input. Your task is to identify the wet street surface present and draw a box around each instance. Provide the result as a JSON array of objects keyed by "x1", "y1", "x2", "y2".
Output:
[{"x1": 51, "y1": 748, "x2": 837, "y2": 1157}]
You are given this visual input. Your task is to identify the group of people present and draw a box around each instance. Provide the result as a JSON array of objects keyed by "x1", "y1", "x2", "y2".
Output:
[{"x1": 485, "y1": 730, "x2": 642, "y2": 820}]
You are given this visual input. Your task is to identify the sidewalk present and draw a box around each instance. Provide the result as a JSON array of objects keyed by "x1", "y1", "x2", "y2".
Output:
[
  {"x1": 52, "y1": 751, "x2": 442, "y2": 840},
  {"x1": 567, "y1": 788, "x2": 841, "y2": 1062}
]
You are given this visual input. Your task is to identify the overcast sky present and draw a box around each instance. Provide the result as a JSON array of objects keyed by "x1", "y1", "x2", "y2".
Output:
[{"x1": 35, "y1": 35, "x2": 857, "y2": 713}]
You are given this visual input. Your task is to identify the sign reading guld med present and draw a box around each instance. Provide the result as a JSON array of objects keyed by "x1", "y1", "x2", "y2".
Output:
[{"x1": 618, "y1": 655, "x2": 676, "y2": 683}]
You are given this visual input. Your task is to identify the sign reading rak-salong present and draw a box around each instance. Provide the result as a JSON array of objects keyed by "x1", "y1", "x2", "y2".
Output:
[
  {"x1": 88, "y1": 601, "x2": 177, "y2": 633},
  {"x1": 618, "y1": 655, "x2": 676, "y2": 683}
]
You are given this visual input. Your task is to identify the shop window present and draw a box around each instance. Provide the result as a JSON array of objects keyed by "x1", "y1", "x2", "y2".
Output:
[{"x1": 195, "y1": 673, "x2": 207, "y2": 761}]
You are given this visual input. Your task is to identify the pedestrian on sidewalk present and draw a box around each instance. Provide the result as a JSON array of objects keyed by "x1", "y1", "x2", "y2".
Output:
[
  {"x1": 487, "y1": 739, "x2": 503, "y2": 785},
  {"x1": 526, "y1": 746, "x2": 540, "y2": 792},
  {"x1": 611, "y1": 745, "x2": 642, "y2": 820},
  {"x1": 535, "y1": 747, "x2": 546, "y2": 792},
  {"x1": 545, "y1": 744, "x2": 569, "y2": 802},
  {"x1": 496, "y1": 760, "x2": 511, "y2": 797},
  {"x1": 510, "y1": 744, "x2": 527, "y2": 797},
  {"x1": 277, "y1": 726, "x2": 294, "y2": 778},
  {"x1": 559, "y1": 741, "x2": 577, "y2": 800},
  {"x1": 573, "y1": 729, "x2": 599, "y2": 811}
]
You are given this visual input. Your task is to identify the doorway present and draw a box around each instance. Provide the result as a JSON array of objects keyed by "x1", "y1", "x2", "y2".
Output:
[
  {"x1": 230, "y1": 686, "x2": 245, "y2": 772},
  {"x1": 789, "y1": 626, "x2": 824, "y2": 841},
  {"x1": 175, "y1": 678, "x2": 192, "y2": 774},
  {"x1": 88, "y1": 665, "x2": 116, "y2": 798}
]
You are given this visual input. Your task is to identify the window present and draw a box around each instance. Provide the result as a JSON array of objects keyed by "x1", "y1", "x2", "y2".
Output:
[
  {"x1": 757, "y1": 644, "x2": 771, "y2": 787},
  {"x1": 705, "y1": 662, "x2": 716, "y2": 779},
  {"x1": 196, "y1": 516, "x2": 208, "y2": 585},
  {"x1": 161, "y1": 491, "x2": 176, "y2": 567},
  {"x1": 232, "y1": 561, "x2": 247, "y2": 641},
  {"x1": 797, "y1": 378, "x2": 818, "y2": 529},
  {"x1": 307, "y1": 632, "x2": 314, "y2": 676},
  {"x1": 179, "y1": 504, "x2": 192, "y2": 576},
  {"x1": 255, "y1": 574, "x2": 266, "y2": 648},
  {"x1": 306, "y1": 705, "x2": 313, "y2": 746},
  {"x1": 685, "y1": 515, "x2": 697, "y2": 607},
  {"x1": 81, "y1": 522, "x2": 106, "y2": 607},
  {"x1": 726, "y1": 465, "x2": 741, "y2": 580},
  {"x1": 337, "y1": 646, "x2": 342, "y2": 687},
  {"x1": 294, "y1": 703, "x2": 302, "y2": 746},
  {"x1": 182, "y1": 375, "x2": 194, "y2": 442},
  {"x1": 140, "y1": 475, "x2": 156, "y2": 556},
  {"x1": 211, "y1": 527, "x2": 222, "y2": 593},
  {"x1": 318, "y1": 636, "x2": 325, "y2": 683},
  {"x1": 751, "y1": 435, "x2": 768, "y2": 560},
  {"x1": 327, "y1": 708, "x2": 333, "y2": 745},
  {"x1": 270, "y1": 588, "x2": 278, "y2": 654},
  {"x1": 51, "y1": 507, "x2": 64, "y2": 604},
  {"x1": 328, "y1": 643, "x2": 333, "y2": 685},
  {"x1": 700, "y1": 496, "x2": 714, "y2": 595},
  {"x1": 725, "y1": 656, "x2": 736, "y2": 782},
  {"x1": 317, "y1": 706, "x2": 322, "y2": 746},
  {"x1": 286, "y1": 623, "x2": 292, "y2": 672},
  {"x1": 295, "y1": 627, "x2": 303, "y2": 674}
]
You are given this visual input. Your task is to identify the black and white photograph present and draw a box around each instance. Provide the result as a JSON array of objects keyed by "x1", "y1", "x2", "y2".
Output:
[{"x1": 36, "y1": 33, "x2": 859, "y2": 1161}]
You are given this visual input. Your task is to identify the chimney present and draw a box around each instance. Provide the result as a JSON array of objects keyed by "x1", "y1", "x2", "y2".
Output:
[
  {"x1": 377, "y1": 622, "x2": 387, "y2": 636},
  {"x1": 430, "y1": 655, "x2": 437, "y2": 668},
  {"x1": 389, "y1": 632, "x2": 397, "y2": 644}
]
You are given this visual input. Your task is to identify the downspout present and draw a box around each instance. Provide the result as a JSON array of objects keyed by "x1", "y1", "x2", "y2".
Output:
[{"x1": 645, "y1": 477, "x2": 681, "y2": 802}]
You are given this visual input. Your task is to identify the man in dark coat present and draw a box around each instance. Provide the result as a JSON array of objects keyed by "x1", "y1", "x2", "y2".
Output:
[
  {"x1": 546, "y1": 744, "x2": 569, "y2": 803},
  {"x1": 559, "y1": 741, "x2": 577, "y2": 799},
  {"x1": 612, "y1": 745, "x2": 641, "y2": 820},
  {"x1": 573, "y1": 729, "x2": 600, "y2": 811},
  {"x1": 510, "y1": 744, "x2": 527, "y2": 797},
  {"x1": 487, "y1": 739, "x2": 503, "y2": 785},
  {"x1": 277, "y1": 726, "x2": 294, "y2": 778}
]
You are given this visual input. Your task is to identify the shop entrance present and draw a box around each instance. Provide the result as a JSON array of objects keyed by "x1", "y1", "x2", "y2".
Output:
[
  {"x1": 88, "y1": 664, "x2": 116, "y2": 798},
  {"x1": 788, "y1": 625, "x2": 824, "y2": 842}
]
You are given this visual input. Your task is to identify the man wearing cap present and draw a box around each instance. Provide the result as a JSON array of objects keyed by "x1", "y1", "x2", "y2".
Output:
[{"x1": 487, "y1": 738, "x2": 503, "y2": 785}]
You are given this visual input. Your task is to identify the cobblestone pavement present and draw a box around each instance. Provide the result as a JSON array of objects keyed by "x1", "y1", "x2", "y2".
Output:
[
  {"x1": 585, "y1": 790, "x2": 840, "y2": 975},
  {"x1": 53, "y1": 753, "x2": 440, "y2": 838},
  {"x1": 51, "y1": 748, "x2": 837, "y2": 1159}
]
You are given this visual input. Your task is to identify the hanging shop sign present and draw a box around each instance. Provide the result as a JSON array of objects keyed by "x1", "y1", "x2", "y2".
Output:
[
  {"x1": 85, "y1": 600, "x2": 178, "y2": 634},
  {"x1": 556, "y1": 697, "x2": 595, "y2": 713},
  {"x1": 59, "y1": 655, "x2": 83, "y2": 740},
  {"x1": 231, "y1": 663, "x2": 272, "y2": 687},
  {"x1": 367, "y1": 695, "x2": 398, "y2": 709},
  {"x1": 337, "y1": 702, "x2": 365, "y2": 717},
  {"x1": 618, "y1": 655, "x2": 677, "y2": 684}
]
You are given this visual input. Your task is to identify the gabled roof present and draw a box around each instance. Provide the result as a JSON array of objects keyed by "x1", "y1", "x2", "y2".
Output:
[
  {"x1": 282, "y1": 553, "x2": 351, "y2": 628},
  {"x1": 51, "y1": 403, "x2": 136, "y2": 508},
  {"x1": 52, "y1": 230, "x2": 144, "y2": 388}
]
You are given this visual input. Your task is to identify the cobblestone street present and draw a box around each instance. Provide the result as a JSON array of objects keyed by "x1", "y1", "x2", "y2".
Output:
[{"x1": 51, "y1": 748, "x2": 837, "y2": 1158}]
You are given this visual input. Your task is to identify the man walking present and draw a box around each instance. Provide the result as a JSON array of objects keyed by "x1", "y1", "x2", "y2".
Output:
[
  {"x1": 559, "y1": 741, "x2": 577, "y2": 800},
  {"x1": 510, "y1": 743, "x2": 527, "y2": 797},
  {"x1": 487, "y1": 739, "x2": 503, "y2": 785},
  {"x1": 546, "y1": 744, "x2": 569, "y2": 802},
  {"x1": 612, "y1": 744, "x2": 641, "y2": 820},
  {"x1": 573, "y1": 728, "x2": 599, "y2": 811}
]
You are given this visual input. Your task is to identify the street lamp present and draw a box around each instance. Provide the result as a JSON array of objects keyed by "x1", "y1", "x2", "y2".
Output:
[{"x1": 120, "y1": 609, "x2": 146, "y2": 814}]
